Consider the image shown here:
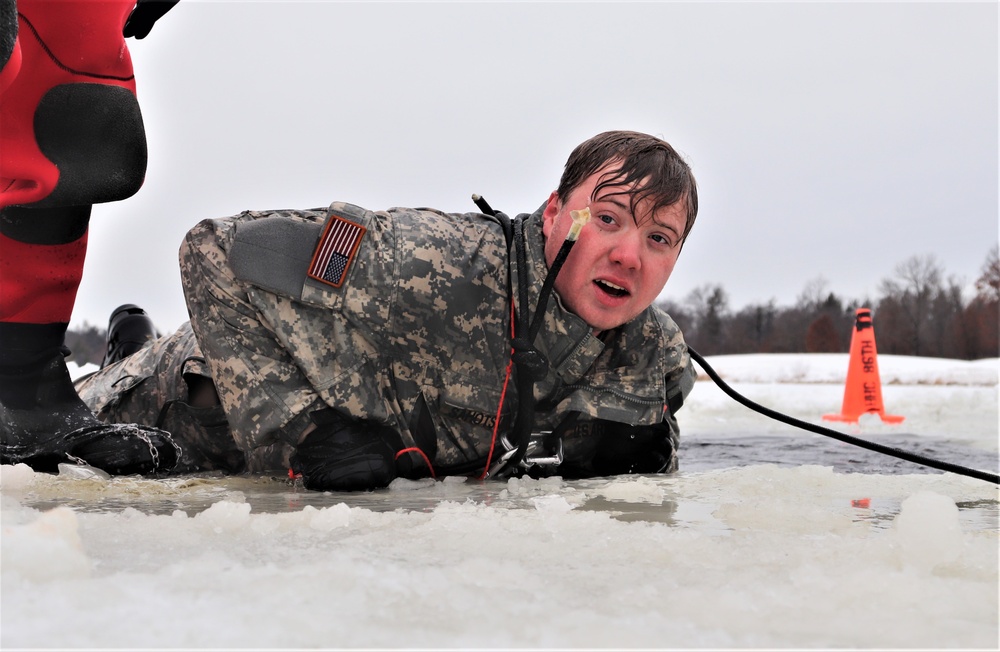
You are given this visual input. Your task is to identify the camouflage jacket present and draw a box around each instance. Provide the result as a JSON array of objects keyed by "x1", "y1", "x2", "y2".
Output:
[
  {"x1": 214, "y1": 201, "x2": 694, "y2": 474},
  {"x1": 80, "y1": 201, "x2": 695, "y2": 476}
]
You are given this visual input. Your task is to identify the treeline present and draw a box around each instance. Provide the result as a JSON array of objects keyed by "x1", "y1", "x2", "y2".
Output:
[
  {"x1": 64, "y1": 325, "x2": 110, "y2": 367},
  {"x1": 658, "y1": 247, "x2": 999, "y2": 360}
]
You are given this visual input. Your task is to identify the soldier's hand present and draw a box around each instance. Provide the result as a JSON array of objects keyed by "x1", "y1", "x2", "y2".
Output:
[
  {"x1": 290, "y1": 409, "x2": 400, "y2": 492},
  {"x1": 124, "y1": 0, "x2": 180, "y2": 39},
  {"x1": 592, "y1": 421, "x2": 677, "y2": 476}
]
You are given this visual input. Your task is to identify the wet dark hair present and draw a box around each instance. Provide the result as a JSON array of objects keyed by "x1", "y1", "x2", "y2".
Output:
[{"x1": 556, "y1": 130, "x2": 698, "y2": 242}]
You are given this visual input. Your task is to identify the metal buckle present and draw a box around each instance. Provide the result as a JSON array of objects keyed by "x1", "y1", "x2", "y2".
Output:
[{"x1": 487, "y1": 431, "x2": 564, "y2": 478}]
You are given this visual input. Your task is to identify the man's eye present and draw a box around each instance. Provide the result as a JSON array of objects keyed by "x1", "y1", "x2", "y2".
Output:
[
  {"x1": 650, "y1": 233, "x2": 673, "y2": 247},
  {"x1": 598, "y1": 214, "x2": 616, "y2": 225}
]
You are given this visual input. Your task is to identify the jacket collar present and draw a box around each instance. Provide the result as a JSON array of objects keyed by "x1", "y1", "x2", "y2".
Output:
[
  {"x1": 515, "y1": 206, "x2": 604, "y2": 385},
  {"x1": 514, "y1": 205, "x2": 669, "y2": 403}
]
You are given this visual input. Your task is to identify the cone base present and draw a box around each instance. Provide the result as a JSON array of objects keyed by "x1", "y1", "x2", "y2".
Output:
[{"x1": 822, "y1": 412, "x2": 905, "y2": 425}]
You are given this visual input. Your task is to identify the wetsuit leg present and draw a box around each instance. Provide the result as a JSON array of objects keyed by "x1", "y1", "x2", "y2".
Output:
[{"x1": 0, "y1": 0, "x2": 177, "y2": 475}]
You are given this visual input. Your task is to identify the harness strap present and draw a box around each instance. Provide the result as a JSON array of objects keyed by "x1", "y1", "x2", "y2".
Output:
[{"x1": 475, "y1": 195, "x2": 592, "y2": 477}]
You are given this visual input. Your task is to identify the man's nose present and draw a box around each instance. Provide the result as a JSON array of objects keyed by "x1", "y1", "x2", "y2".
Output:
[{"x1": 608, "y1": 233, "x2": 642, "y2": 270}]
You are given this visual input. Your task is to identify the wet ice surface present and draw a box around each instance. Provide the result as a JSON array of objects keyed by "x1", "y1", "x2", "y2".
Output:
[
  {"x1": 2, "y1": 354, "x2": 998, "y2": 649},
  {"x1": 684, "y1": 431, "x2": 1000, "y2": 478}
]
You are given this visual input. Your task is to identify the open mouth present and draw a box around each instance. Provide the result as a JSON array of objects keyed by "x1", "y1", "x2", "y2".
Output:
[{"x1": 594, "y1": 279, "x2": 630, "y2": 298}]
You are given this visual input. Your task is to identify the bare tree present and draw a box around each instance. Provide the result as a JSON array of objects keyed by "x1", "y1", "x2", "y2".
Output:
[
  {"x1": 877, "y1": 254, "x2": 944, "y2": 356},
  {"x1": 975, "y1": 244, "x2": 999, "y2": 303},
  {"x1": 726, "y1": 301, "x2": 779, "y2": 352},
  {"x1": 962, "y1": 246, "x2": 1000, "y2": 358},
  {"x1": 796, "y1": 276, "x2": 831, "y2": 310},
  {"x1": 683, "y1": 284, "x2": 729, "y2": 353},
  {"x1": 931, "y1": 277, "x2": 967, "y2": 358}
]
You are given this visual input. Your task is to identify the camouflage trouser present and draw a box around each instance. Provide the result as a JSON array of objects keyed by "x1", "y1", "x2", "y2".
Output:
[{"x1": 75, "y1": 322, "x2": 245, "y2": 474}]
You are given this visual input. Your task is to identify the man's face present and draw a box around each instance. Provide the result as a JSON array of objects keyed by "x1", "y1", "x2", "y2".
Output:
[{"x1": 541, "y1": 168, "x2": 687, "y2": 332}]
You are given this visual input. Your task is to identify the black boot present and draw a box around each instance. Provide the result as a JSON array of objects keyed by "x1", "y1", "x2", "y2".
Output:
[
  {"x1": 102, "y1": 304, "x2": 156, "y2": 368},
  {"x1": 0, "y1": 323, "x2": 180, "y2": 475}
]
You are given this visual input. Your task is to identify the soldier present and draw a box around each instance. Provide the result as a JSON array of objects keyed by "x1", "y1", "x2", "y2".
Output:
[{"x1": 76, "y1": 130, "x2": 700, "y2": 491}]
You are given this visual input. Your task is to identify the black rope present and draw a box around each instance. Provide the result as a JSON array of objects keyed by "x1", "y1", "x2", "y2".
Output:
[
  {"x1": 528, "y1": 236, "x2": 575, "y2": 342},
  {"x1": 688, "y1": 347, "x2": 999, "y2": 485}
]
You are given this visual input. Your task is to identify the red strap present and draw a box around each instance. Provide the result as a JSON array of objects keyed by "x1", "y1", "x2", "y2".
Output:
[
  {"x1": 478, "y1": 301, "x2": 517, "y2": 480},
  {"x1": 395, "y1": 447, "x2": 437, "y2": 479}
]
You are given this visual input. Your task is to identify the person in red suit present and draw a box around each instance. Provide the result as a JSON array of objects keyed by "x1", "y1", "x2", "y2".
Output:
[{"x1": 0, "y1": 0, "x2": 180, "y2": 474}]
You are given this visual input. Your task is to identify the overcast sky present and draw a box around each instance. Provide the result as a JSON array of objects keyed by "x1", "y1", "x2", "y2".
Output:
[{"x1": 72, "y1": 1, "x2": 998, "y2": 333}]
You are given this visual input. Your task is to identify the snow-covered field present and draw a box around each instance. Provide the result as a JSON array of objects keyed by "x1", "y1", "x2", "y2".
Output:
[{"x1": 2, "y1": 353, "x2": 998, "y2": 649}]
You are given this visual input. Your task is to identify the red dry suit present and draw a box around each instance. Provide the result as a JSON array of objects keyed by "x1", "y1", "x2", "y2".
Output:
[{"x1": 0, "y1": 0, "x2": 147, "y2": 325}]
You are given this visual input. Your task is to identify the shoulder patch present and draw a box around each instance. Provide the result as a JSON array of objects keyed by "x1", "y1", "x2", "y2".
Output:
[{"x1": 307, "y1": 212, "x2": 366, "y2": 288}]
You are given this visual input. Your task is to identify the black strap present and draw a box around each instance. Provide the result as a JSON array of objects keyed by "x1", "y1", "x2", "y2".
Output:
[
  {"x1": 503, "y1": 216, "x2": 550, "y2": 472},
  {"x1": 473, "y1": 196, "x2": 550, "y2": 474}
]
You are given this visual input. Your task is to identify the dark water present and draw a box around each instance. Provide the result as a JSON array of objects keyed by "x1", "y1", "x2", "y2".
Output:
[{"x1": 681, "y1": 432, "x2": 1000, "y2": 478}]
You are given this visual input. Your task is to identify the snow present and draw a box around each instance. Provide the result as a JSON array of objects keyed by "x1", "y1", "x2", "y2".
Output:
[{"x1": 2, "y1": 354, "x2": 998, "y2": 649}]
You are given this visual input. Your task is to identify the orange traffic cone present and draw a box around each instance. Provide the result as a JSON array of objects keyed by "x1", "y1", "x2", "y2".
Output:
[{"x1": 823, "y1": 308, "x2": 904, "y2": 424}]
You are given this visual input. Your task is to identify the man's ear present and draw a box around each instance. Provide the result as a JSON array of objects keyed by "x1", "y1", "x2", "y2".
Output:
[{"x1": 541, "y1": 191, "x2": 560, "y2": 239}]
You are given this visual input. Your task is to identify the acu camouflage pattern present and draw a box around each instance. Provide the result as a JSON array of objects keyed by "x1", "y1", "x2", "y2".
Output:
[
  {"x1": 78, "y1": 201, "x2": 694, "y2": 477},
  {"x1": 76, "y1": 322, "x2": 245, "y2": 473}
]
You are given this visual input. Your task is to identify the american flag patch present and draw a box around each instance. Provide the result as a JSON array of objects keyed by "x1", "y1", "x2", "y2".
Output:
[{"x1": 306, "y1": 213, "x2": 366, "y2": 288}]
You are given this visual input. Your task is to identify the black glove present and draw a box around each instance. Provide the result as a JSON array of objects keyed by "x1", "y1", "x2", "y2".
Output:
[
  {"x1": 123, "y1": 0, "x2": 180, "y2": 39},
  {"x1": 290, "y1": 409, "x2": 401, "y2": 492},
  {"x1": 592, "y1": 421, "x2": 677, "y2": 477}
]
